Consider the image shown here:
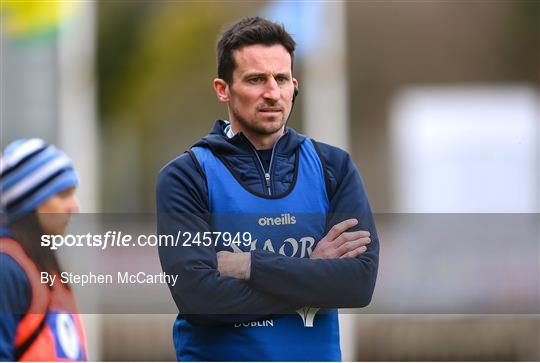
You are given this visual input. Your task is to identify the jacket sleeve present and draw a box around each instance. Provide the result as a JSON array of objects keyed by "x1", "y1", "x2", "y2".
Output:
[
  {"x1": 247, "y1": 143, "x2": 379, "y2": 308},
  {"x1": 0, "y1": 254, "x2": 31, "y2": 361},
  {"x1": 156, "y1": 153, "x2": 299, "y2": 326}
]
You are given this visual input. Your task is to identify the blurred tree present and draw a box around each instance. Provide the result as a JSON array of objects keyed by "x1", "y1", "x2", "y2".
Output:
[{"x1": 97, "y1": 2, "x2": 262, "y2": 212}]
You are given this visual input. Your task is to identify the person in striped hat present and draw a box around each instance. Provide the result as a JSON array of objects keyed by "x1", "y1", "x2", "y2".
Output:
[{"x1": 0, "y1": 138, "x2": 88, "y2": 361}]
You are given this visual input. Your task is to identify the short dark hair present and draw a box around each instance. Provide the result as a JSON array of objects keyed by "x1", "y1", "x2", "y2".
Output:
[{"x1": 217, "y1": 16, "x2": 296, "y2": 84}]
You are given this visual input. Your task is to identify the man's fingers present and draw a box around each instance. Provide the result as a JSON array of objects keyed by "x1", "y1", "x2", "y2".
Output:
[
  {"x1": 217, "y1": 251, "x2": 231, "y2": 258},
  {"x1": 339, "y1": 245, "x2": 368, "y2": 259},
  {"x1": 333, "y1": 231, "x2": 370, "y2": 247},
  {"x1": 336, "y1": 237, "x2": 371, "y2": 256},
  {"x1": 216, "y1": 250, "x2": 232, "y2": 264},
  {"x1": 325, "y1": 219, "x2": 359, "y2": 241}
]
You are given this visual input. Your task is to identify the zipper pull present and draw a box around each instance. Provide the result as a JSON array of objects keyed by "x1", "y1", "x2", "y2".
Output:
[{"x1": 264, "y1": 172, "x2": 271, "y2": 192}]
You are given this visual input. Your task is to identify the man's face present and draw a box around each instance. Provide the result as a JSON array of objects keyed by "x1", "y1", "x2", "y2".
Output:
[{"x1": 222, "y1": 44, "x2": 298, "y2": 136}]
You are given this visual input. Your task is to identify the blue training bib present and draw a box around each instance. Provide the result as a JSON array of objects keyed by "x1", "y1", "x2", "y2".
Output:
[{"x1": 175, "y1": 139, "x2": 341, "y2": 361}]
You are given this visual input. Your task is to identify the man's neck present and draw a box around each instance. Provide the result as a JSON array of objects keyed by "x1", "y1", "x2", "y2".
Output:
[{"x1": 230, "y1": 124, "x2": 284, "y2": 150}]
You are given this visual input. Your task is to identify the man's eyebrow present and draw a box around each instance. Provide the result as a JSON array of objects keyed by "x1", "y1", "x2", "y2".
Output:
[
  {"x1": 274, "y1": 73, "x2": 291, "y2": 78},
  {"x1": 243, "y1": 72, "x2": 266, "y2": 79},
  {"x1": 242, "y1": 72, "x2": 291, "y2": 79}
]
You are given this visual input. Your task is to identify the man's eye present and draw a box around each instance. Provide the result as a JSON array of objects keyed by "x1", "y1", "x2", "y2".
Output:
[
  {"x1": 249, "y1": 77, "x2": 264, "y2": 84},
  {"x1": 276, "y1": 76, "x2": 289, "y2": 83}
]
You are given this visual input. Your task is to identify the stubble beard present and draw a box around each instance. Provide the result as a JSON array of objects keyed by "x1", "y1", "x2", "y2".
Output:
[{"x1": 232, "y1": 108, "x2": 287, "y2": 136}]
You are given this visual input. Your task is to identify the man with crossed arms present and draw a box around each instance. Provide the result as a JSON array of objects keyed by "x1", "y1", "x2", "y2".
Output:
[{"x1": 157, "y1": 16, "x2": 379, "y2": 361}]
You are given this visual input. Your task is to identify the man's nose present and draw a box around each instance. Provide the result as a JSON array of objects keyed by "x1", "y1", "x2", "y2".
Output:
[{"x1": 263, "y1": 78, "x2": 280, "y2": 101}]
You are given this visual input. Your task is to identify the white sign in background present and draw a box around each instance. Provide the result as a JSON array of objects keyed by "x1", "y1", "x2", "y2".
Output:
[
  {"x1": 390, "y1": 85, "x2": 538, "y2": 213},
  {"x1": 369, "y1": 85, "x2": 540, "y2": 314}
]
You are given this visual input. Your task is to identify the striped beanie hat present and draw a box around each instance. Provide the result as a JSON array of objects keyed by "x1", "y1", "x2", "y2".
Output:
[{"x1": 0, "y1": 138, "x2": 79, "y2": 223}]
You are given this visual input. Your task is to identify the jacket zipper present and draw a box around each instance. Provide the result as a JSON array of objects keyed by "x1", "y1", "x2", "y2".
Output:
[
  {"x1": 266, "y1": 140, "x2": 279, "y2": 194},
  {"x1": 240, "y1": 133, "x2": 284, "y2": 196}
]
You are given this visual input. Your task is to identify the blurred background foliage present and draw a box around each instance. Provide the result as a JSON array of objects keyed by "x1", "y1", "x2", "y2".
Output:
[{"x1": 97, "y1": 2, "x2": 265, "y2": 211}]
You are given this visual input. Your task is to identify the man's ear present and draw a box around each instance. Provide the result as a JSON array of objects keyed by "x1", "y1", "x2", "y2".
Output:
[{"x1": 213, "y1": 78, "x2": 230, "y2": 103}]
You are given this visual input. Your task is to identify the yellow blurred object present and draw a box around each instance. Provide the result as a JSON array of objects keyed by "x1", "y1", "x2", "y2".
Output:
[{"x1": 1, "y1": 1, "x2": 81, "y2": 39}]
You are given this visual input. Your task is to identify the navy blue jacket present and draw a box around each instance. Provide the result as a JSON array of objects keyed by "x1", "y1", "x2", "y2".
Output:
[{"x1": 156, "y1": 120, "x2": 379, "y2": 325}]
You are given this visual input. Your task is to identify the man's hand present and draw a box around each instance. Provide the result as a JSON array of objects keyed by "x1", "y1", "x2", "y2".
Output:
[
  {"x1": 310, "y1": 219, "x2": 371, "y2": 259},
  {"x1": 217, "y1": 219, "x2": 369, "y2": 278},
  {"x1": 217, "y1": 251, "x2": 251, "y2": 280}
]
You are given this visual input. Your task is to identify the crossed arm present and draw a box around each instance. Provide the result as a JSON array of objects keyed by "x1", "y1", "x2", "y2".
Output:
[
  {"x1": 156, "y1": 150, "x2": 379, "y2": 325},
  {"x1": 217, "y1": 218, "x2": 370, "y2": 279}
]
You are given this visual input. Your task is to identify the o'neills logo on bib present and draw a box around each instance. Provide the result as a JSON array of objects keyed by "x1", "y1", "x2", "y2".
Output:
[{"x1": 258, "y1": 213, "x2": 296, "y2": 226}]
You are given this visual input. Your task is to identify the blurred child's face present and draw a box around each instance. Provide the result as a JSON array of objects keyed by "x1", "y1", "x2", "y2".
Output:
[{"x1": 36, "y1": 187, "x2": 79, "y2": 235}]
